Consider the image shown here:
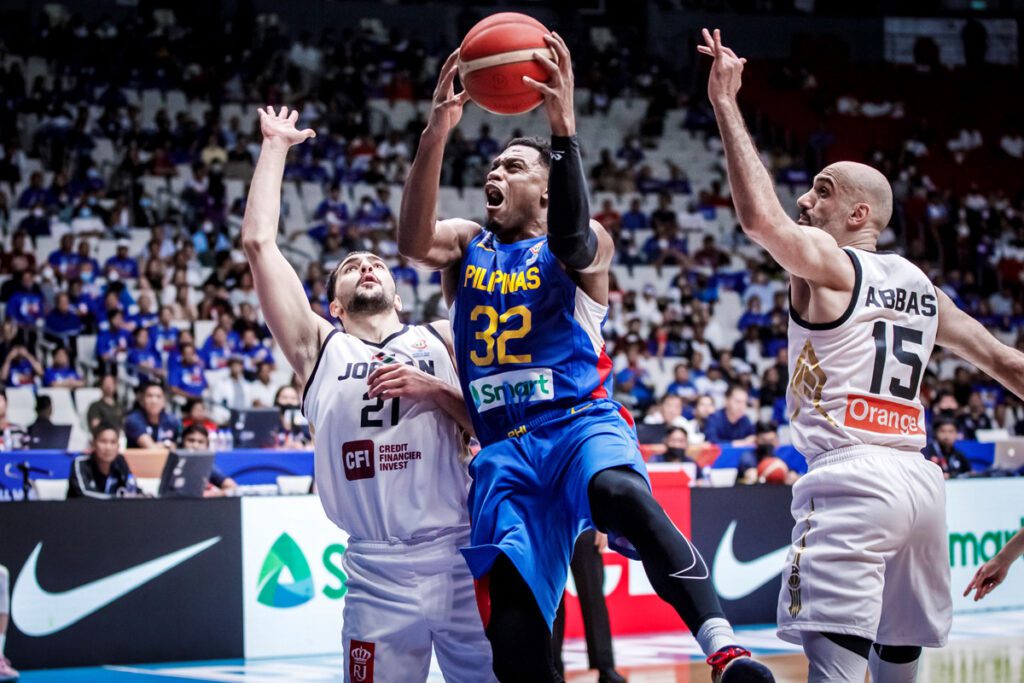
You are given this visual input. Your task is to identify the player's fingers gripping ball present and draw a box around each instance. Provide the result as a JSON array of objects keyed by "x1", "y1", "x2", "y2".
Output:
[{"x1": 458, "y1": 12, "x2": 555, "y2": 115}]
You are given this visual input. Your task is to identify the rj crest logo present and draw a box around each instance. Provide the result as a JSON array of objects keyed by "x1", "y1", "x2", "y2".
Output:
[
  {"x1": 463, "y1": 263, "x2": 542, "y2": 294},
  {"x1": 844, "y1": 393, "x2": 923, "y2": 436},
  {"x1": 343, "y1": 440, "x2": 375, "y2": 480},
  {"x1": 864, "y1": 286, "x2": 936, "y2": 317},
  {"x1": 469, "y1": 368, "x2": 555, "y2": 412},
  {"x1": 349, "y1": 640, "x2": 375, "y2": 682}
]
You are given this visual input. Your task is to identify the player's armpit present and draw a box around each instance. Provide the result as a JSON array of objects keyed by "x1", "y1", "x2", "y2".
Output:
[
  {"x1": 244, "y1": 239, "x2": 332, "y2": 382},
  {"x1": 751, "y1": 222, "x2": 856, "y2": 292},
  {"x1": 399, "y1": 218, "x2": 480, "y2": 271},
  {"x1": 935, "y1": 288, "x2": 1024, "y2": 402}
]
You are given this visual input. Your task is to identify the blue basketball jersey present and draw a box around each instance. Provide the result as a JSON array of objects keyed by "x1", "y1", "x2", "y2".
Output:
[{"x1": 452, "y1": 230, "x2": 614, "y2": 446}]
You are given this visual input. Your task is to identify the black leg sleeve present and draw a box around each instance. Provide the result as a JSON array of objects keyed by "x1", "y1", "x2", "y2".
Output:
[
  {"x1": 486, "y1": 554, "x2": 565, "y2": 683},
  {"x1": 588, "y1": 467, "x2": 726, "y2": 632},
  {"x1": 572, "y1": 530, "x2": 616, "y2": 671}
]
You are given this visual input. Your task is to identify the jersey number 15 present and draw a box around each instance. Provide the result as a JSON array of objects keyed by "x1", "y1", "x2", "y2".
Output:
[{"x1": 869, "y1": 321, "x2": 924, "y2": 400}]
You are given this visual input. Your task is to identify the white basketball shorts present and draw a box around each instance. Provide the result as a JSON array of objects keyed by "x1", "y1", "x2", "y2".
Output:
[
  {"x1": 342, "y1": 529, "x2": 496, "y2": 683},
  {"x1": 777, "y1": 445, "x2": 951, "y2": 648}
]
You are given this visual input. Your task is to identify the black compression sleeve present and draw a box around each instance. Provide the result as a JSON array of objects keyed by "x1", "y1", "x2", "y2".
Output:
[{"x1": 547, "y1": 135, "x2": 597, "y2": 270}]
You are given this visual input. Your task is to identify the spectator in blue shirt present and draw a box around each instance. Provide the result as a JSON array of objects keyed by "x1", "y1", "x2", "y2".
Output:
[
  {"x1": 313, "y1": 183, "x2": 349, "y2": 224},
  {"x1": 703, "y1": 385, "x2": 756, "y2": 446},
  {"x1": 44, "y1": 292, "x2": 84, "y2": 345},
  {"x1": 127, "y1": 327, "x2": 164, "y2": 383},
  {"x1": 48, "y1": 233, "x2": 79, "y2": 281},
  {"x1": 168, "y1": 342, "x2": 207, "y2": 400},
  {"x1": 16, "y1": 171, "x2": 52, "y2": 209},
  {"x1": 130, "y1": 293, "x2": 159, "y2": 330},
  {"x1": 666, "y1": 362, "x2": 698, "y2": 403},
  {"x1": 104, "y1": 241, "x2": 139, "y2": 280},
  {"x1": 149, "y1": 306, "x2": 180, "y2": 355},
  {"x1": 201, "y1": 326, "x2": 234, "y2": 370},
  {"x1": 96, "y1": 309, "x2": 131, "y2": 367},
  {"x1": 621, "y1": 198, "x2": 649, "y2": 230},
  {"x1": 5, "y1": 271, "x2": 44, "y2": 328},
  {"x1": 237, "y1": 328, "x2": 273, "y2": 379},
  {"x1": 474, "y1": 124, "x2": 500, "y2": 159},
  {"x1": 1, "y1": 346, "x2": 43, "y2": 388},
  {"x1": 18, "y1": 203, "x2": 51, "y2": 237},
  {"x1": 43, "y1": 347, "x2": 84, "y2": 388},
  {"x1": 737, "y1": 296, "x2": 769, "y2": 331},
  {"x1": 74, "y1": 240, "x2": 100, "y2": 283},
  {"x1": 124, "y1": 382, "x2": 181, "y2": 448}
]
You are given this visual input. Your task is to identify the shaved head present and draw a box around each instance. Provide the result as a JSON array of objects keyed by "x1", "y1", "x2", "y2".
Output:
[{"x1": 818, "y1": 162, "x2": 893, "y2": 231}]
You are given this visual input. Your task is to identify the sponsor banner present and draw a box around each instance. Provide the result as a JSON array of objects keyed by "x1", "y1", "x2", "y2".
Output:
[
  {"x1": 0, "y1": 499, "x2": 243, "y2": 669},
  {"x1": 562, "y1": 467, "x2": 693, "y2": 637},
  {"x1": 241, "y1": 496, "x2": 350, "y2": 658},
  {"x1": 946, "y1": 479, "x2": 1024, "y2": 613},
  {"x1": 691, "y1": 485, "x2": 795, "y2": 626}
]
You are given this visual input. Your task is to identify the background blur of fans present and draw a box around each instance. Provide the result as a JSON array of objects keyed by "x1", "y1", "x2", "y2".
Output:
[{"x1": 0, "y1": 1, "x2": 1022, "y2": 468}]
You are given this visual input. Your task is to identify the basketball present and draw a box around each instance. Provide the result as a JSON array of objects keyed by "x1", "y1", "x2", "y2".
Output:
[
  {"x1": 458, "y1": 12, "x2": 554, "y2": 115},
  {"x1": 757, "y1": 457, "x2": 789, "y2": 484}
]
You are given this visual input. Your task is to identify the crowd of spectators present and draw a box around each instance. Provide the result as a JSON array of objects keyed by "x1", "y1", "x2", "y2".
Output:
[{"x1": 0, "y1": 7, "x2": 1021, "y2": 489}]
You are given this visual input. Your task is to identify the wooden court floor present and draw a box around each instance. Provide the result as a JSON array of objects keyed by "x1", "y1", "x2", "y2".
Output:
[{"x1": 565, "y1": 636, "x2": 1024, "y2": 682}]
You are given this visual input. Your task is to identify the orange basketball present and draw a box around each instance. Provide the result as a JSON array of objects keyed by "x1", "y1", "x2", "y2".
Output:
[
  {"x1": 458, "y1": 12, "x2": 554, "y2": 115},
  {"x1": 757, "y1": 456, "x2": 789, "y2": 484}
]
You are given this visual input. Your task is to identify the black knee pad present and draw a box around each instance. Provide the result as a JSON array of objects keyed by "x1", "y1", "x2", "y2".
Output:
[
  {"x1": 873, "y1": 643, "x2": 922, "y2": 664},
  {"x1": 822, "y1": 632, "x2": 872, "y2": 659},
  {"x1": 588, "y1": 467, "x2": 656, "y2": 530}
]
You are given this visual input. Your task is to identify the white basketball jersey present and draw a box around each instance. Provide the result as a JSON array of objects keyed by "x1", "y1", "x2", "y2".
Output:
[
  {"x1": 302, "y1": 324, "x2": 471, "y2": 542},
  {"x1": 787, "y1": 248, "x2": 939, "y2": 458}
]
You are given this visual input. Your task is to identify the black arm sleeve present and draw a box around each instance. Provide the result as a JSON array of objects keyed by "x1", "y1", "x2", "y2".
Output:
[{"x1": 547, "y1": 135, "x2": 597, "y2": 270}]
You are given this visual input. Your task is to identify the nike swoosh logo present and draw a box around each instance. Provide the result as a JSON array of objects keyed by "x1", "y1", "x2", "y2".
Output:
[
  {"x1": 12, "y1": 537, "x2": 220, "y2": 636},
  {"x1": 712, "y1": 521, "x2": 789, "y2": 601}
]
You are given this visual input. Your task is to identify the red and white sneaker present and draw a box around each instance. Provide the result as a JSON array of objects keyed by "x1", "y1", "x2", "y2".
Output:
[
  {"x1": 708, "y1": 646, "x2": 774, "y2": 683},
  {"x1": 0, "y1": 656, "x2": 18, "y2": 682}
]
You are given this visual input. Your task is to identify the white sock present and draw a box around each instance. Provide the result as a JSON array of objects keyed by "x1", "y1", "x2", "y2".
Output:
[
  {"x1": 869, "y1": 645, "x2": 920, "y2": 683},
  {"x1": 696, "y1": 617, "x2": 737, "y2": 657},
  {"x1": 801, "y1": 632, "x2": 869, "y2": 683}
]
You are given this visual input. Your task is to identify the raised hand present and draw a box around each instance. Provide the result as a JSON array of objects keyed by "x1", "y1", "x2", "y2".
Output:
[
  {"x1": 523, "y1": 32, "x2": 575, "y2": 136},
  {"x1": 428, "y1": 49, "x2": 471, "y2": 136},
  {"x1": 696, "y1": 28, "x2": 747, "y2": 107},
  {"x1": 964, "y1": 555, "x2": 1011, "y2": 602},
  {"x1": 257, "y1": 106, "x2": 316, "y2": 151}
]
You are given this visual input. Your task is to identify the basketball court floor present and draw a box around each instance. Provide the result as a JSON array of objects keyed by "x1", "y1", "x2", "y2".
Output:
[{"x1": 18, "y1": 609, "x2": 1024, "y2": 682}]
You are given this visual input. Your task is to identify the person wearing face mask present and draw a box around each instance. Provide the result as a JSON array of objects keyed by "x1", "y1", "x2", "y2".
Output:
[
  {"x1": 274, "y1": 385, "x2": 310, "y2": 447},
  {"x1": 17, "y1": 201, "x2": 50, "y2": 238},
  {"x1": 650, "y1": 427, "x2": 698, "y2": 465}
]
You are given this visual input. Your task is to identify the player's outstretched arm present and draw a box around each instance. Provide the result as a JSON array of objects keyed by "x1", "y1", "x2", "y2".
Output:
[
  {"x1": 242, "y1": 106, "x2": 333, "y2": 384},
  {"x1": 698, "y1": 29, "x2": 853, "y2": 291},
  {"x1": 398, "y1": 49, "x2": 478, "y2": 271},
  {"x1": 524, "y1": 33, "x2": 615, "y2": 303},
  {"x1": 935, "y1": 288, "x2": 1024, "y2": 401},
  {"x1": 964, "y1": 526, "x2": 1024, "y2": 601}
]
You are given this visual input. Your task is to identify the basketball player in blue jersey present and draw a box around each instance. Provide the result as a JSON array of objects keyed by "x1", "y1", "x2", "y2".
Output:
[{"x1": 399, "y1": 39, "x2": 774, "y2": 683}]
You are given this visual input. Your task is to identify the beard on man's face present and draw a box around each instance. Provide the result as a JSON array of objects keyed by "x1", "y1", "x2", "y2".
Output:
[{"x1": 344, "y1": 287, "x2": 393, "y2": 315}]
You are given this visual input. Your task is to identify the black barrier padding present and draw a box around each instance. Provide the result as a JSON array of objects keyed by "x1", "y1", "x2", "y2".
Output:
[
  {"x1": 690, "y1": 486, "x2": 795, "y2": 625},
  {"x1": 0, "y1": 498, "x2": 244, "y2": 669}
]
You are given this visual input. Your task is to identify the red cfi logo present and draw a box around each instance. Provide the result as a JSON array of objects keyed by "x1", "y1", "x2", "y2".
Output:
[
  {"x1": 342, "y1": 440, "x2": 375, "y2": 481},
  {"x1": 349, "y1": 640, "x2": 375, "y2": 682}
]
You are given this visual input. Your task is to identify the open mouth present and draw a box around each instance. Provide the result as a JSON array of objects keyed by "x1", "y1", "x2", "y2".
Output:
[
  {"x1": 359, "y1": 274, "x2": 381, "y2": 287},
  {"x1": 796, "y1": 213, "x2": 810, "y2": 225},
  {"x1": 485, "y1": 184, "x2": 505, "y2": 210}
]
